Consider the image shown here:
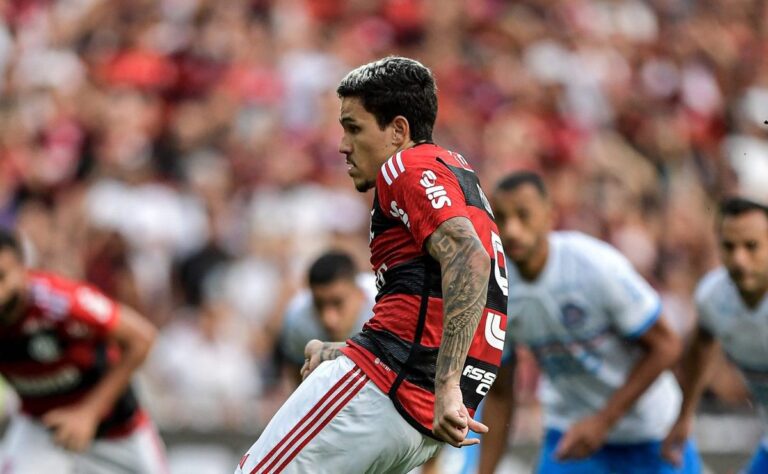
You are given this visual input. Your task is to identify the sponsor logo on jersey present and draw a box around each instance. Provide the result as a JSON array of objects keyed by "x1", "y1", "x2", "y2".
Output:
[
  {"x1": 29, "y1": 334, "x2": 61, "y2": 362},
  {"x1": 419, "y1": 170, "x2": 452, "y2": 209},
  {"x1": 389, "y1": 201, "x2": 410, "y2": 229},
  {"x1": 462, "y1": 365, "x2": 496, "y2": 395},
  {"x1": 8, "y1": 366, "x2": 82, "y2": 396}
]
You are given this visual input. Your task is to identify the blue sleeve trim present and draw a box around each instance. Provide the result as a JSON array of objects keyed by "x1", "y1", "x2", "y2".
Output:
[{"x1": 626, "y1": 300, "x2": 662, "y2": 339}]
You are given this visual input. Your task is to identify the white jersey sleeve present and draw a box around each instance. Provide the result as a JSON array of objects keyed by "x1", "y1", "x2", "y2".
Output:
[
  {"x1": 581, "y1": 235, "x2": 662, "y2": 338},
  {"x1": 279, "y1": 291, "x2": 320, "y2": 366}
]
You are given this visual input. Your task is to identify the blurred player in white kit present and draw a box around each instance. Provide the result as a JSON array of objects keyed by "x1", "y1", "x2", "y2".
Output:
[
  {"x1": 662, "y1": 197, "x2": 768, "y2": 474},
  {"x1": 479, "y1": 172, "x2": 702, "y2": 474}
]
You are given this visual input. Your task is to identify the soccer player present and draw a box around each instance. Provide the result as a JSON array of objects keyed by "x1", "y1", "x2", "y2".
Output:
[
  {"x1": 479, "y1": 172, "x2": 701, "y2": 474},
  {"x1": 236, "y1": 56, "x2": 508, "y2": 474},
  {"x1": 278, "y1": 250, "x2": 376, "y2": 386},
  {"x1": 0, "y1": 229, "x2": 167, "y2": 473},
  {"x1": 662, "y1": 197, "x2": 768, "y2": 473}
]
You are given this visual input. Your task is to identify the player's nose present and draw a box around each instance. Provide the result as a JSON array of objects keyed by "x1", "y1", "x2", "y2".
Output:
[{"x1": 339, "y1": 136, "x2": 352, "y2": 155}]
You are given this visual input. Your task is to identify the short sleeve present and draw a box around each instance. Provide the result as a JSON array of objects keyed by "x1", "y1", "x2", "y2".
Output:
[
  {"x1": 70, "y1": 284, "x2": 120, "y2": 335},
  {"x1": 377, "y1": 153, "x2": 470, "y2": 248},
  {"x1": 599, "y1": 250, "x2": 662, "y2": 339},
  {"x1": 278, "y1": 292, "x2": 317, "y2": 365}
]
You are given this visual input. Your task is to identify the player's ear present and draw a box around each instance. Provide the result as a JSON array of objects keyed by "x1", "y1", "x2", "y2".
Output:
[{"x1": 390, "y1": 115, "x2": 410, "y2": 147}]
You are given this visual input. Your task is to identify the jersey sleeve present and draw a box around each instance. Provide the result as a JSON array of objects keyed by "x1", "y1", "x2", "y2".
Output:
[
  {"x1": 69, "y1": 284, "x2": 121, "y2": 336},
  {"x1": 376, "y1": 154, "x2": 470, "y2": 248},
  {"x1": 278, "y1": 292, "x2": 316, "y2": 365},
  {"x1": 598, "y1": 248, "x2": 662, "y2": 339}
]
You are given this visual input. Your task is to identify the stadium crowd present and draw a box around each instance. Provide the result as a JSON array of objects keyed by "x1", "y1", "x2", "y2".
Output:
[{"x1": 1, "y1": 0, "x2": 767, "y2": 470}]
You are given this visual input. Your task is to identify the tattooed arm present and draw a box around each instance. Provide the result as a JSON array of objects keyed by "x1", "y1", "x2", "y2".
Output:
[
  {"x1": 426, "y1": 216, "x2": 491, "y2": 447},
  {"x1": 300, "y1": 339, "x2": 345, "y2": 380}
]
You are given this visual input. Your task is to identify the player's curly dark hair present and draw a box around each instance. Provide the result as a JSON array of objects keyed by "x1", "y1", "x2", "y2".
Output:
[{"x1": 337, "y1": 56, "x2": 437, "y2": 143}]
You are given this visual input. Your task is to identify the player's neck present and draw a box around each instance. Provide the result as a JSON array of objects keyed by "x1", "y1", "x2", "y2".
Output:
[
  {"x1": 519, "y1": 240, "x2": 549, "y2": 281},
  {"x1": 740, "y1": 286, "x2": 768, "y2": 309}
]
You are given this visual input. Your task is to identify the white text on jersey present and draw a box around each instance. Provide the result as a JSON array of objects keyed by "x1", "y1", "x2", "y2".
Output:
[{"x1": 420, "y1": 170, "x2": 452, "y2": 209}]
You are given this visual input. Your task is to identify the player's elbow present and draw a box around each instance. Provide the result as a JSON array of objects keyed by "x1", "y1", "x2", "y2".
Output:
[
  {"x1": 468, "y1": 239, "x2": 491, "y2": 280},
  {"x1": 654, "y1": 320, "x2": 683, "y2": 367}
]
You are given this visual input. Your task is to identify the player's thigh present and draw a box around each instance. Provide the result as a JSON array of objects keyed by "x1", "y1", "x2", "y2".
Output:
[
  {"x1": 75, "y1": 421, "x2": 168, "y2": 474},
  {"x1": 536, "y1": 430, "x2": 604, "y2": 474},
  {"x1": 742, "y1": 445, "x2": 768, "y2": 474},
  {"x1": 237, "y1": 356, "x2": 439, "y2": 474},
  {"x1": 0, "y1": 414, "x2": 74, "y2": 474}
]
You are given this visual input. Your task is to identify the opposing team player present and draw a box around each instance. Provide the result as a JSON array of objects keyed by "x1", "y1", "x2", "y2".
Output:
[
  {"x1": 662, "y1": 197, "x2": 768, "y2": 473},
  {"x1": 236, "y1": 56, "x2": 508, "y2": 474},
  {"x1": 479, "y1": 172, "x2": 701, "y2": 474},
  {"x1": 0, "y1": 229, "x2": 167, "y2": 473},
  {"x1": 278, "y1": 250, "x2": 375, "y2": 386}
]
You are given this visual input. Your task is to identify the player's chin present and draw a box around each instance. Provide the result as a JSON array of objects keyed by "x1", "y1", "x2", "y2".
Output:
[{"x1": 353, "y1": 178, "x2": 374, "y2": 192}]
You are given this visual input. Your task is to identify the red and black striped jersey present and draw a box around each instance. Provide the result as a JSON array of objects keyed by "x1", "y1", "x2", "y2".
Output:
[
  {"x1": 0, "y1": 271, "x2": 144, "y2": 438},
  {"x1": 340, "y1": 143, "x2": 508, "y2": 437}
]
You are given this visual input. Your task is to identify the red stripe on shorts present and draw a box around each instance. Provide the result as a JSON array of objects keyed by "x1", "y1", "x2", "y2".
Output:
[
  {"x1": 251, "y1": 366, "x2": 364, "y2": 474},
  {"x1": 270, "y1": 372, "x2": 368, "y2": 473}
]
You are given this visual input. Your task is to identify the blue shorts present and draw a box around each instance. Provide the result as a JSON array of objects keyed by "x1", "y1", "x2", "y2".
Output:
[
  {"x1": 743, "y1": 445, "x2": 768, "y2": 474},
  {"x1": 538, "y1": 429, "x2": 702, "y2": 474}
]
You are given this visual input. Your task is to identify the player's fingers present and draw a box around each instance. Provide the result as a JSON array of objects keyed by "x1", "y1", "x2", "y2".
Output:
[
  {"x1": 53, "y1": 426, "x2": 70, "y2": 448},
  {"x1": 41, "y1": 411, "x2": 63, "y2": 428},
  {"x1": 442, "y1": 410, "x2": 468, "y2": 430},
  {"x1": 661, "y1": 441, "x2": 682, "y2": 466},
  {"x1": 434, "y1": 421, "x2": 465, "y2": 447},
  {"x1": 467, "y1": 417, "x2": 488, "y2": 434},
  {"x1": 304, "y1": 339, "x2": 323, "y2": 358},
  {"x1": 459, "y1": 437, "x2": 481, "y2": 447},
  {"x1": 554, "y1": 436, "x2": 574, "y2": 460}
]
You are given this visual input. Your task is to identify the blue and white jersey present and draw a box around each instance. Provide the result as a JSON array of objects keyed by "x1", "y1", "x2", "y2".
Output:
[
  {"x1": 696, "y1": 268, "x2": 768, "y2": 448},
  {"x1": 505, "y1": 231, "x2": 681, "y2": 443},
  {"x1": 279, "y1": 274, "x2": 377, "y2": 365}
]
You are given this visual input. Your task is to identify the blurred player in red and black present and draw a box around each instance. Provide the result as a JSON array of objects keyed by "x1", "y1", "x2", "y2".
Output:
[
  {"x1": 237, "y1": 56, "x2": 507, "y2": 474},
  {"x1": 0, "y1": 229, "x2": 167, "y2": 473}
]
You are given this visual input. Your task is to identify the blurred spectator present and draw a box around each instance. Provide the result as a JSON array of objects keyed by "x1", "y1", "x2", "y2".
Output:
[
  {"x1": 277, "y1": 250, "x2": 376, "y2": 386},
  {"x1": 1, "y1": 0, "x2": 766, "y2": 465}
]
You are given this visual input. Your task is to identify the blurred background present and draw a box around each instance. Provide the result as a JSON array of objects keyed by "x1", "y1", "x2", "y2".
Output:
[{"x1": 1, "y1": 0, "x2": 767, "y2": 472}]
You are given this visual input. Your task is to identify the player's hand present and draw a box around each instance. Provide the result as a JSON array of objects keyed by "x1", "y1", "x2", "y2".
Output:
[
  {"x1": 42, "y1": 404, "x2": 100, "y2": 452},
  {"x1": 300, "y1": 340, "x2": 344, "y2": 381},
  {"x1": 661, "y1": 417, "x2": 691, "y2": 466},
  {"x1": 554, "y1": 413, "x2": 610, "y2": 460},
  {"x1": 432, "y1": 384, "x2": 488, "y2": 448}
]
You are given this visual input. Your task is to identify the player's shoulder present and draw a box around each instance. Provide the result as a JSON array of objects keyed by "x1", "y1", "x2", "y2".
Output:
[
  {"x1": 694, "y1": 267, "x2": 732, "y2": 305},
  {"x1": 380, "y1": 144, "x2": 472, "y2": 186},
  {"x1": 283, "y1": 289, "x2": 315, "y2": 326},
  {"x1": 26, "y1": 271, "x2": 80, "y2": 317},
  {"x1": 554, "y1": 231, "x2": 622, "y2": 261}
]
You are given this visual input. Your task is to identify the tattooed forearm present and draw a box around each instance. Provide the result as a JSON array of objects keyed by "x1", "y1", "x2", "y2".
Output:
[{"x1": 426, "y1": 217, "x2": 490, "y2": 388}]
